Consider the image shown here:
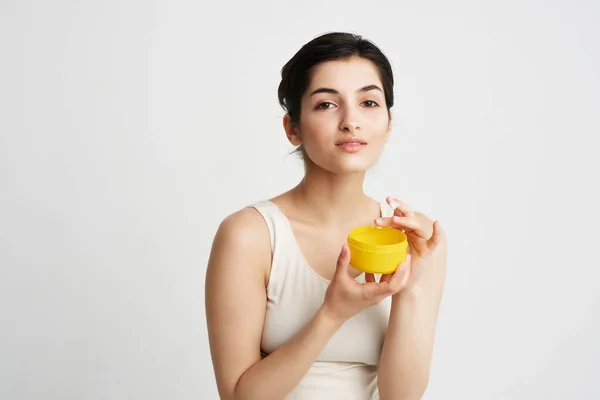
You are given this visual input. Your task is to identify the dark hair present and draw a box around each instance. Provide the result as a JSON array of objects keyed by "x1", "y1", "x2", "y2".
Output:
[{"x1": 278, "y1": 32, "x2": 395, "y2": 127}]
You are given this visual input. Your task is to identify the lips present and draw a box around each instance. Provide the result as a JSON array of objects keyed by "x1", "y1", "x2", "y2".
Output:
[
  {"x1": 335, "y1": 137, "x2": 367, "y2": 146},
  {"x1": 335, "y1": 137, "x2": 367, "y2": 153}
]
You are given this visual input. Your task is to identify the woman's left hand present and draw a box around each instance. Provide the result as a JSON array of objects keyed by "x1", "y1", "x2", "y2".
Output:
[{"x1": 373, "y1": 197, "x2": 445, "y2": 288}]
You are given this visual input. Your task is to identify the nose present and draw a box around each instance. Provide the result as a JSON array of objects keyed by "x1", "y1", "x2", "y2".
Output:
[{"x1": 339, "y1": 108, "x2": 360, "y2": 133}]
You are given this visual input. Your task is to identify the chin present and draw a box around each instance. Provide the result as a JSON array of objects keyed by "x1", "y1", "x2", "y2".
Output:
[
  {"x1": 317, "y1": 157, "x2": 378, "y2": 175},
  {"x1": 304, "y1": 146, "x2": 384, "y2": 174}
]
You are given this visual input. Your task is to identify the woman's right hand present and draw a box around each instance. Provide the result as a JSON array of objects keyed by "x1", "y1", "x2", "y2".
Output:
[{"x1": 321, "y1": 245, "x2": 412, "y2": 325}]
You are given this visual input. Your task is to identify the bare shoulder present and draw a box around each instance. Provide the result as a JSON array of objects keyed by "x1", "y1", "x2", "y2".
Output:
[
  {"x1": 205, "y1": 206, "x2": 273, "y2": 398},
  {"x1": 216, "y1": 206, "x2": 271, "y2": 248},
  {"x1": 207, "y1": 206, "x2": 272, "y2": 284}
]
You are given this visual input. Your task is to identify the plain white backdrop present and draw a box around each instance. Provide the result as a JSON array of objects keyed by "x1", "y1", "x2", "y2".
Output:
[{"x1": 1, "y1": 0, "x2": 599, "y2": 399}]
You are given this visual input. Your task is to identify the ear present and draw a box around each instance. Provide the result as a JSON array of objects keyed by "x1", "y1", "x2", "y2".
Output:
[
  {"x1": 385, "y1": 114, "x2": 392, "y2": 142},
  {"x1": 283, "y1": 114, "x2": 302, "y2": 146}
]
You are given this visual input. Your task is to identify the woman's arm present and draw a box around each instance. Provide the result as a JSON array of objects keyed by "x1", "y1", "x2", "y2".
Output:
[
  {"x1": 205, "y1": 209, "x2": 343, "y2": 400},
  {"x1": 377, "y1": 235, "x2": 447, "y2": 400}
]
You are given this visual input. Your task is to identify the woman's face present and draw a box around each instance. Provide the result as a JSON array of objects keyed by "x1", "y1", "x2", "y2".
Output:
[{"x1": 291, "y1": 56, "x2": 391, "y2": 174}]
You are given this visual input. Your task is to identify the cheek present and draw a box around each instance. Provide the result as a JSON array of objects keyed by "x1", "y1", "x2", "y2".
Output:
[
  {"x1": 298, "y1": 114, "x2": 333, "y2": 141},
  {"x1": 367, "y1": 114, "x2": 391, "y2": 139},
  {"x1": 372, "y1": 108, "x2": 390, "y2": 124}
]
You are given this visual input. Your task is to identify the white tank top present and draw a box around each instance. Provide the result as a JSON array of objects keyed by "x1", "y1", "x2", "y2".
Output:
[{"x1": 251, "y1": 200, "x2": 395, "y2": 400}]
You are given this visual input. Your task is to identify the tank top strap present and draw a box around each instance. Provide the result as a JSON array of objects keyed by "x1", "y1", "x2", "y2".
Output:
[
  {"x1": 249, "y1": 200, "x2": 299, "y2": 295},
  {"x1": 249, "y1": 200, "x2": 279, "y2": 250}
]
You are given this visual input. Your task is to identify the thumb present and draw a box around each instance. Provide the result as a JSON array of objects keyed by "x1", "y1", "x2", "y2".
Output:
[
  {"x1": 335, "y1": 245, "x2": 350, "y2": 277},
  {"x1": 427, "y1": 221, "x2": 444, "y2": 250},
  {"x1": 384, "y1": 254, "x2": 412, "y2": 293}
]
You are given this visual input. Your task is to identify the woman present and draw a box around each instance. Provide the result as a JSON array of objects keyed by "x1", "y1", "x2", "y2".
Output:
[{"x1": 205, "y1": 32, "x2": 447, "y2": 400}]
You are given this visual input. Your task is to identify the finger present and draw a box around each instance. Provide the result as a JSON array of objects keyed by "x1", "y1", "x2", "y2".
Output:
[
  {"x1": 372, "y1": 265, "x2": 408, "y2": 296},
  {"x1": 391, "y1": 216, "x2": 430, "y2": 239},
  {"x1": 375, "y1": 216, "x2": 418, "y2": 231},
  {"x1": 365, "y1": 273, "x2": 376, "y2": 283},
  {"x1": 375, "y1": 216, "x2": 430, "y2": 239},
  {"x1": 367, "y1": 281, "x2": 397, "y2": 298},
  {"x1": 334, "y1": 245, "x2": 351, "y2": 279},
  {"x1": 387, "y1": 197, "x2": 414, "y2": 217},
  {"x1": 427, "y1": 221, "x2": 444, "y2": 249},
  {"x1": 387, "y1": 255, "x2": 412, "y2": 292},
  {"x1": 361, "y1": 281, "x2": 389, "y2": 299}
]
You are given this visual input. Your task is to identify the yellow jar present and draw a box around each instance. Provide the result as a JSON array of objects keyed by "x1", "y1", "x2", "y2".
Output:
[{"x1": 347, "y1": 226, "x2": 408, "y2": 274}]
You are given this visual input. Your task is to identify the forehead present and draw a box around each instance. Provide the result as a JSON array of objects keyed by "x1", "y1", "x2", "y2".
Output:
[{"x1": 307, "y1": 57, "x2": 383, "y2": 93}]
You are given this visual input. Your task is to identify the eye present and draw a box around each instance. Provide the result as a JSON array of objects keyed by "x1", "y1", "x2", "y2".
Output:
[
  {"x1": 316, "y1": 102, "x2": 335, "y2": 110},
  {"x1": 362, "y1": 100, "x2": 379, "y2": 107}
]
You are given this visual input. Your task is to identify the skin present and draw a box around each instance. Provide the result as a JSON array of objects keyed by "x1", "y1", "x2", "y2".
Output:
[{"x1": 205, "y1": 56, "x2": 447, "y2": 400}]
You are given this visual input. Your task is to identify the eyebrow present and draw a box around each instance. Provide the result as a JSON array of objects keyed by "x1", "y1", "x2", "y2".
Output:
[{"x1": 309, "y1": 84, "x2": 383, "y2": 97}]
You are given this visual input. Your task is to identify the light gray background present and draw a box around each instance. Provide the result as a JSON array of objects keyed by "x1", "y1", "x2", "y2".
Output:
[{"x1": 1, "y1": 0, "x2": 599, "y2": 399}]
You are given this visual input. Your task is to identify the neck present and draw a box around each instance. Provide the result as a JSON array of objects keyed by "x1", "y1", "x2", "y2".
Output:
[{"x1": 289, "y1": 160, "x2": 374, "y2": 225}]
